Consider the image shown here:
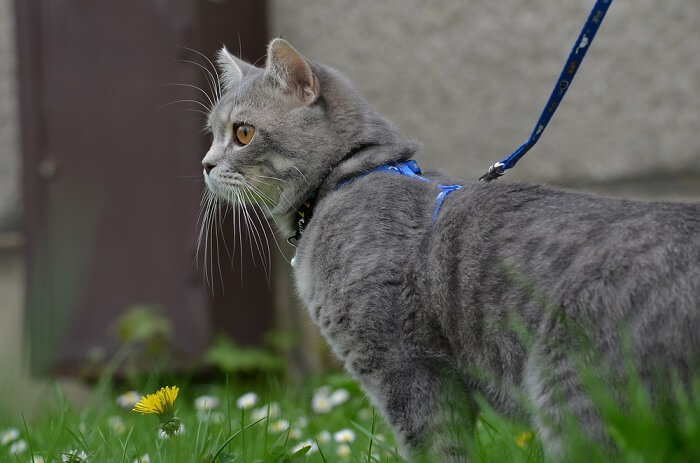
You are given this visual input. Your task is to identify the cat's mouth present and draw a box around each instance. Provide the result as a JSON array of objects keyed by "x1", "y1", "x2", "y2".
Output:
[
  {"x1": 205, "y1": 170, "x2": 247, "y2": 201},
  {"x1": 204, "y1": 169, "x2": 277, "y2": 210}
]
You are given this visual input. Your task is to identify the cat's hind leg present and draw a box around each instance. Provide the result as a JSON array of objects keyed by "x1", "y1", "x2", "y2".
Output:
[{"x1": 524, "y1": 339, "x2": 609, "y2": 459}]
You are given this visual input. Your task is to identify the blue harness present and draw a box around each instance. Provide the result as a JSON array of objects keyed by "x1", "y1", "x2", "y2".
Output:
[
  {"x1": 287, "y1": 160, "x2": 461, "y2": 261},
  {"x1": 345, "y1": 160, "x2": 462, "y2": 222}
]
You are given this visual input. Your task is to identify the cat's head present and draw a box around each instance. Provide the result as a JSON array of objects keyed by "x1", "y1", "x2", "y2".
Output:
[{"x1": 202, "y1": 38, "x2": 401, "y2": 235}]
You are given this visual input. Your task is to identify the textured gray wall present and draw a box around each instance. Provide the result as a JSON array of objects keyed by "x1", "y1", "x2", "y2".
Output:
[
  {"x1": 271, "y1": 0, "x2": 700, "y2": 187},
  {"x1": 0, "y1": 0, "x2": 19, "y2": 231}
]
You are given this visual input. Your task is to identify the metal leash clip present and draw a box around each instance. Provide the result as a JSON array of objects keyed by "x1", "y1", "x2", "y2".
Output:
[{"x1": 478, "y1": 162, "x2": 505, "y2": 183}]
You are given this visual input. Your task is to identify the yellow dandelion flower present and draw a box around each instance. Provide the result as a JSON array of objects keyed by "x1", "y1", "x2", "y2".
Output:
[
  {"x1": 515, "y1": 431, "x2": 533, "y2": 448},
  {"x1": 132, "y1": 386, "x2": 179, "y2": 416}
]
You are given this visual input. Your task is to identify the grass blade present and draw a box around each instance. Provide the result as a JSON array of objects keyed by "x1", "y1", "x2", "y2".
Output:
[
  {"x1": 351, "y1": 420, "x2": 406, "y2": 462},
  {"x1": 208, "y1": 417, "x2": 266, "y2": 463}
]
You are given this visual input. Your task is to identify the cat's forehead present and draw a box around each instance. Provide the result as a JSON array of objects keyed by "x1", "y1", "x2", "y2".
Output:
[{"x1": 209, "y1": 74, "x2": 285, "y2": 128}]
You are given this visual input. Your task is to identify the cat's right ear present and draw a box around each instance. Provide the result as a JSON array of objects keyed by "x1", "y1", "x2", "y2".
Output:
[
  {"x1": 264, "y1": 38, "x2": 319, "y2": 106},
  {"x1": 217, "y1": 46, "x2": 255, "y2": 91}
]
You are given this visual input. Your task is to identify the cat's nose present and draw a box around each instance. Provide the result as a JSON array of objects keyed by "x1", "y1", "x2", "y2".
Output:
[{"x1": 202, "y1": 162, "x2": 215, "y2": 174}]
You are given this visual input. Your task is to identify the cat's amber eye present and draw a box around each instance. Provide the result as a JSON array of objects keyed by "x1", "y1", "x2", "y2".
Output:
[{"x1": 235, "y1": 124, "x2": 255, "y2": 145}]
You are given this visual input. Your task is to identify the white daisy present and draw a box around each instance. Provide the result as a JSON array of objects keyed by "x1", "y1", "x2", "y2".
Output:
[
  {"x1": 9, "y1": 439, "x2": 27, "y2": 455},
  {"x1": 106, "y1": 416, "x2": 126, "y2": 434},
  {"x1": 289, "y1": 427, "x2": 303, "y2": 439},
  {"x1": 336, "y1": 443, "x2": 352, "y2": 458},
  {"x1": 0, "y1": 428, "x2": 19, "y2": 445},
  {"x1": 269, "y1": 419, "x2": 290, "y2": 433},
  {"x1": 194, "y1": 395, "x2": 220, "y2": 411},
  {"x1": 356, "y1": 408, "x2": 373, "y2": 421},
  {"x1": 333, "y1": 429, "x2": 356, "y2": 443},
  {"x1": 295, "y1": 416, "x2": 308, "y2": 428},
  {"x1": 236, "y1": 392, "x2": 259, "y2": 410},
  {"x1": 291, "y1": 439, "x2": 317, "y2": 455},
  {"x1": 62, "y1": 449, "x2": 88, "y2": 461},
  {"x1": 132, "y1": 453, "x2": 151, "y2": 463},
  {"x1": 316, "y1": 430, "x2": 331, "y2": 443},
  {"x1": 32, "y1": 457, "x2": 45, "y2": 463},
  {"x1": 311, "y1": 391, "x2": 332, "y2": 414},
  {"x1": 197, "y1": 410, "x2": 225, "y2": 424},
  {"x1": 329, "y1": 388, "x2": 350, "y2": 406},
  {"x1": 251, "y1": 402, "x2": 281, "y2": 421},
  {"x1": 116, "y1": 391, "x2": 142, "y2": 409}
]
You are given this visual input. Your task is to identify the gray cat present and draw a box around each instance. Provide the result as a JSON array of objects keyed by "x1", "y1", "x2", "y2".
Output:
[{"x1": 201, "y1": 38, "x2": 700, "y2": 461}]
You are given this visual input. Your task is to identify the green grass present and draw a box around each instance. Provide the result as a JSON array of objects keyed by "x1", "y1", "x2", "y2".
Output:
[
  {"x1": 1, "y1": 370, "x2": 700, "y2": 462},
  {"x1": 0, "y1": 372, "x2": 539, "y2": 463}
]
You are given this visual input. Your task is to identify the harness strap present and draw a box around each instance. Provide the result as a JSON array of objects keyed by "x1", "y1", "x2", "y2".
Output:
[
  {"x1": 354, "y1": 161, "x2": 462, "y2": 222},
  {"x1": 289, "y1": 160, "x2": 459, "y2": 264}
]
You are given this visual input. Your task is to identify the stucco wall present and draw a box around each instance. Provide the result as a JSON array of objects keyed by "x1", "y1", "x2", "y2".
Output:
[
  {"x1": 0, "y1": 0, "x2": 19, "y2": 231},
  {"x1": 270, "y1": 0, "x2": 700, "y2": 187}
]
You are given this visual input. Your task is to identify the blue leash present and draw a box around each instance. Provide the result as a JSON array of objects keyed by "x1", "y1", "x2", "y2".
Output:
[{"x1": 479, "y1": 0, "x2": 613, "y2": 182}]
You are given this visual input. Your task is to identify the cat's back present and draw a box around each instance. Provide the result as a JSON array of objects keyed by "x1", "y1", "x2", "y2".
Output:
[
  {"x1": 434, "y1": 180, "x2": 700, "y2": 278},
  {"x1": 432, "y1": 180, "x2": 700, "y2": 385}
]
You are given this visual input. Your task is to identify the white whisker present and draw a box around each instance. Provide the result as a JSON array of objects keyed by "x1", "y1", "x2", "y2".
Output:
[
  {"x1": 213, "y1": 194, "x2": 225, "y2": 291},
  {"x1": 172, "y1": 108, "x2": 210, "y2": 117},
  {"x1": 244, "y1": 183, "x2": 289, "y2": 266},
  {"x1": 176, "y1": 58, "x2": 220, "y2": 103},
  {"x1": 245, "y1": 182, "x2": 287, "y2": 233},
  {"x1": 252, "y1": 174, "x2": 285, "y2": 183},
  {"x1": 199, "y1": 190, "x2": 216, "y2": 290},
  {"x1": 180, "y1": 46, "x2": 223, "y2": 102},
  {"x1": 279, "y1": 158, "x2": 310, "y2": 187},
  {"x1": 160, "y1": 98, "x2": 212, "y2": 112},
  {"x1": 195, "y1": 189, "x2": 211, "y2": 268},
  {"x1": 241, "y1": 187, "x2": 272, "y2": 282},
  {"x1": 244, "y1": 186, "x2": 282, "y2": 283},
  {"x1": 244, "y1": 180, "x2": 277, "y2": 205},
  {"x1": 275, "y1": 186, "x2": 296, "y2": 211},
  {"x1": 234, "y1": 189, "x2": 244, "y2": 284},
  {"x1": 164, "y1": 83, "x2": 215, "y2": 109},
  {"x1": 198, "y1": 170, "x2": 294, "y2": 286},
  {"x1": 215, "y1": 192, "x2": 234, "y2": 266},
  {"x1": 238, "y1": 191, "x2": 265, "y2": 271}
]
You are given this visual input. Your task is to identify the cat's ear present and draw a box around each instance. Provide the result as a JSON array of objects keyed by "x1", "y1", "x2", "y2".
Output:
[
  {"x1": 217, "y1": 46, "x2": 256, "y2": 91},
  {"x1": 264, "y1": 38, "x2": 319, "y2": 105}
]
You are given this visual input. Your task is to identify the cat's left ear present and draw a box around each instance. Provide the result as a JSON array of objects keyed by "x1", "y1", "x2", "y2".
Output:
[
  {"x1": 217, "y1": 46, "x2": 257, "y2": 91},
  {"x1": 264, "y1": 38, "x2": 319, "y2": 105}
]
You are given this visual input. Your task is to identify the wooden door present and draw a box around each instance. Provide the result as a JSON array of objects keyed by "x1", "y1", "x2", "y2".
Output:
[{"x1": 15, "y1": 0, "x2": 272, "y2": 374}]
